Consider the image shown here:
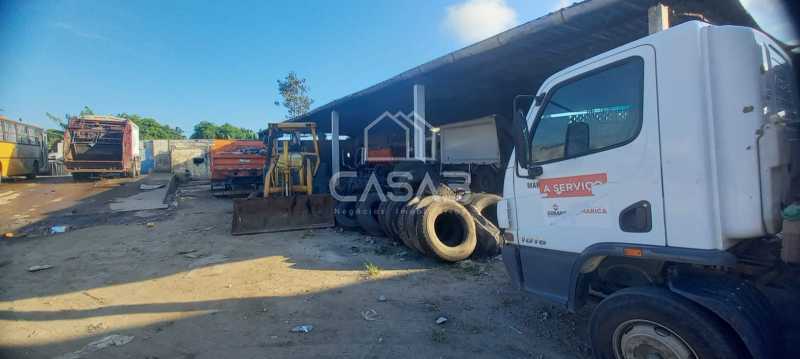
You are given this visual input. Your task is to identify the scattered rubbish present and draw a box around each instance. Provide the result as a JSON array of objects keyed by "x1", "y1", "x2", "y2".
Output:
[
  {"x1": 189, "y1": 254, "x2": 228, "y2": 268},
  {"x1": 177, "y1": 249, "x2": 198, "y2": 255},
  {"x1": 3, "y1": 232, "x2": 13, "y2": 238},
  {"x1": 139, "y1": 183, "x2": 166, "y2": 190},
  {"x1": 183, "y1": 253, "x2": 202, "y2": 259},
  {"x1": 435, "y1": 316, "x2": 448, "y2": 325},
  {"x1": 290, "y1": 325, "x2": 313, "y2": 333},
  {"x1": 361, "y1": 309, "x2": 379, "y2": 321},
  {"x1": 27, "y1": 265, "x2": 53, "y2": 272},
  {"x1": 56, "y1": 334, "x2": 135, "y2": 359},
  {"x1": 50, "y1": 225, "x2": 69, "y2": 234},
  {"x1": 377, "y1": 295, "x2": 387, "y2": 302},
  {"x1": 146, "y1": 222, "x2": 156, "y2": 228},
  {"x1": 377, "y1": 337, "x2": 383, "y2": 343}
]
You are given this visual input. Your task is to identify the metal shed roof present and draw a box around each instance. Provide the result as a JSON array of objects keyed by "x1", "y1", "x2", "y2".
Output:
[{"x1": 292, "y1": 0, "x2": 760, "y2": 135}]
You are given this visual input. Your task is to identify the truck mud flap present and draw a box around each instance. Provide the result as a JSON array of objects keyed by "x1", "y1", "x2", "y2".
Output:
[{"x1": 231, "y1": 194, "x2": 335, "y2": 235}]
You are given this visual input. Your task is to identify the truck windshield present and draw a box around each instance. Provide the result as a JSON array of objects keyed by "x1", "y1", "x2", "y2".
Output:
[{"x1": 530, "y1": 57, "x2": 644, "y2": 164}]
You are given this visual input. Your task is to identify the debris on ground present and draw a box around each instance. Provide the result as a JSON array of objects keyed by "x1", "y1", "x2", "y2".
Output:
[
  {"x1": 27, "y1": 265, "x2": 54, "y2": 272},
  {"x1": 55, "y1": 334, "x2": 135, "y2": 359},
  {"x1": 177, "y1": 249, "x2": 198, "y2": 255},
  {"x1": 435, "y1": 316, "x2": 448, "y2": 325},
  {"x1": 290, "y1": 325, "x2": 313, "y2": 333},
  {"x1": 361, "y1": 309, "x2": 379, "y2": 321},
  {"x1": 377, "y1": 295, "x2": 387, "y2": 302},
  {"x1": 50, "y1": 225, "x2": 69, "y2": 234},
  {"x1": 3, "y1": 232, "x2": 14, "y2": 238},
  {"x1": 145, "y1": 222, "x2": 156, "y2": 228},
  {"x1": 139, "y1": 184, "x2": 166, "y2": 190}
]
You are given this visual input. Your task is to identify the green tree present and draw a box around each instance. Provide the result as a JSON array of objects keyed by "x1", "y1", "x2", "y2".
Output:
[
  {"x1": 116, "y1": 113, "x2": 185, "y2": 140},
  {"x1": 46, "y1": 129, "x2": 64, "y2": 152},
  {"x1": 275, "y1": 72, "x2": 313, "y2": 119},
  {"x1": 79, "y1": 106, "x2": 94, "y2": 116},
  {"x1": 190, "y1": 121, "x2": 256, "y2": 140}
]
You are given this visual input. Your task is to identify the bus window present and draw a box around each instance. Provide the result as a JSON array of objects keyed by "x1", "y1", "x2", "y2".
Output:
[
  {"x1": 4, "y1": 122, "x2": 16, "y2": 143},
  {"x1": 16, "y1": 124, "x2": 28, "y2": 144},
  {"x1": 27, "y1": 127, "x2": 38, "y2": 145}
]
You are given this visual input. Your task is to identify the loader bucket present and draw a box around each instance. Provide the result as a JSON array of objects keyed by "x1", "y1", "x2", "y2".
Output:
[{"x1": 231, "y1": 194, "x2": 335, "y2": 235}]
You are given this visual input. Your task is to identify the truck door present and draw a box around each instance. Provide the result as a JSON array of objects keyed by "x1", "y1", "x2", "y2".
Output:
[{"x1": 512, "y1": 46, "x2": 663, "y2": 300}]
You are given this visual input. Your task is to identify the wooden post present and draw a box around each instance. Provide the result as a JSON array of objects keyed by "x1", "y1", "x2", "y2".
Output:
[{"x1": 648, "y1": 3, "x2": 670, "y2": 34}]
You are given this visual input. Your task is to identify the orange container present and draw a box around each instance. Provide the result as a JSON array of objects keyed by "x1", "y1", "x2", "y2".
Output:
[{"x1": 210, "y1": 140, "x2": 267, "y2": 183}]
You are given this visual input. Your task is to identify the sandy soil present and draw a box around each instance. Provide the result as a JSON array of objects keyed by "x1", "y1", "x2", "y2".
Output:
[{"x1": 0, "y1": 178, "x2": 592, "y2": 359}]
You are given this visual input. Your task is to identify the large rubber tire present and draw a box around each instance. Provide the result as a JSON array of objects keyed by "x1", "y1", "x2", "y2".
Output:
[
  {"x1": 465, "y1": 192, "x2": 502, "y2": 224},
  {"x1": 590, "y1": 286, "x2": 745, "y2": 359},
  {"x1": 381, "y1": 200, "x2": 403, "y2": 242},
  {"x1": 390, "y1": 200, "x2": 410, "y2": 244},
  {"x1": 418, "y1": 198, "x2": 477, "y2": 262},
  {"x1": 398, "y1": 197, "x2": 424, "y2": 253},
  {"x1": 356, "y1": 192, "x2": 385, "y2": 236},
  {"x1": 406, "y1": 195, "x2": 448, "y2": 256},
  {"x1": 403, "y1": 196, "x2": 432, "y2": 255},
  {"x1": 335, "y1": 201, "x2": 359, "y2": 229},
  {"x1": 377, "y1": 200, "x2": 392, "y2": 237},
  {"x1": 469, "y1": 207, "x2": 502, "y2": 258}
]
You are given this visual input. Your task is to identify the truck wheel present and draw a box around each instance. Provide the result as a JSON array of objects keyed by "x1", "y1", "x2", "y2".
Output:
[
  {"x1": 335, "y1": 201, "x2": 359, "y2": 229},
  {"x1": 590, "y1": 286, "x2": 745, "y2": 359},
  {"x1": 356, "y1": 192, "x2": 385, "y2": 236},
  {"x1": 408, "y1": 195, "x2": 449, "y2": 256},
  {"x1": 418, "y1": 198, "x2": 477, "y2": 262},
  {"x1": 26, "y1": 162, "x2": 39, "y2": 180}
]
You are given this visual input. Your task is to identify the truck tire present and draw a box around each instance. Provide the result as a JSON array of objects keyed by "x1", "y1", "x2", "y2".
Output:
[
  {"x1": 469, "y1": 207, "x2": 502, "y2": 257},
  {"x1": 590, "y1": 286, "x2": 745, "y2": 359},
  {"x1": 418, "y1": 198, "x2": 477, "y2": 262},
  {"x1": 398, "y1": 196, "x2": 425, "y2": 253},
  {"x1": 465, "y1": 192, "x2": 502, "y2": 224},
  {"x1": 381, "y1": 200, "x2": 403, "y2": 242},
  {"x1": 356, "y1": 192, "x2": 385, "y2": 236},
  {"x1": 407, "y1": 195, "x2": 449, "y2": 256},
  {"x1": 377, "y1": 200, "x2": 392, "y2": 237},
  {"x1": 335, "y1": 201, "x2": 359, "y2": 229}
]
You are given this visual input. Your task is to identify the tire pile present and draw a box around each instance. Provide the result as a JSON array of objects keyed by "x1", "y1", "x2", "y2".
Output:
[{"x1": 335, "y1": 190, "x2": 502, "y2": 262}]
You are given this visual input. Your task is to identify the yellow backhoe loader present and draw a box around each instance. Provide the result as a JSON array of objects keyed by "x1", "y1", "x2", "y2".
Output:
[{"x1": 231, "y1": 122, "x2": 334, "y2": 235}]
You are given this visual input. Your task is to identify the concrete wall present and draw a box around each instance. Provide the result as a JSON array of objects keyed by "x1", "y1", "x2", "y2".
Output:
[
  {"x1": 169, "y1": 140, "x2": 212, "y2": 179},
  {"x1": 140, "y1": 139, "x2": 212, "y2": 179}
]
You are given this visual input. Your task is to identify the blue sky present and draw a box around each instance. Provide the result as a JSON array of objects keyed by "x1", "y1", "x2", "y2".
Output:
[{"x1": 0, "y1": 0, "x2": 796, "y2": 134}]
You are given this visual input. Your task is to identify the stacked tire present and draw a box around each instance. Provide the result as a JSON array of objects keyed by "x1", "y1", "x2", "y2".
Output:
[{"x1": 335, "y1": 190, "x2": 503, "y2": 262}]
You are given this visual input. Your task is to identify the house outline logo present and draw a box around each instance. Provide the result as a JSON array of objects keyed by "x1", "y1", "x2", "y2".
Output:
[{"x1": 363, "y1": 110, "x2": 435, "y2": 162}]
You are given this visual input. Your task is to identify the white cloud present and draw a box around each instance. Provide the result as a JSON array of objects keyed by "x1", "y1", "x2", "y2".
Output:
[{"x1": 444, "y1": 0, "x2": 519, "y2": 44}]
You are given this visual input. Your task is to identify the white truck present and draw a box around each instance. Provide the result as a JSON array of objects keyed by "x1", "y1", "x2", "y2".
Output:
[{"x1": 499, "y1": 21, "x2": 798, "y2": 358}]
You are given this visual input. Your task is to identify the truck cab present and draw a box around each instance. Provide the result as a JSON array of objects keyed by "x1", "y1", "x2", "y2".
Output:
[{"x1": 500, "y1": 21, "x2": 798, "y2": 359}]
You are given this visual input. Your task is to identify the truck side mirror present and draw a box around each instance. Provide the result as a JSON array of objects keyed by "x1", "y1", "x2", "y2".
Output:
[{"x1": 512, "y1": 95, "x2": 534, "y2": 170}]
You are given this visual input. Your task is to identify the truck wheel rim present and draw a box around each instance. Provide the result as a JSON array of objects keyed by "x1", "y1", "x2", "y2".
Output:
[{"x1": 613, "y1": 319, "x2": 696, "y2": 359}]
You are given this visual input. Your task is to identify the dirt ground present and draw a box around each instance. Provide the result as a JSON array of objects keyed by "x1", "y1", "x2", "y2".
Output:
[{"x1": 0, "y1": 176, "x2": 592, "y2": 359}]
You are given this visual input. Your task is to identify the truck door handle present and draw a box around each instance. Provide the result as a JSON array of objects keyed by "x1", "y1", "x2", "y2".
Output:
[{"x1": 619, "y1": 201, "x2": 652, "y2": 233}]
